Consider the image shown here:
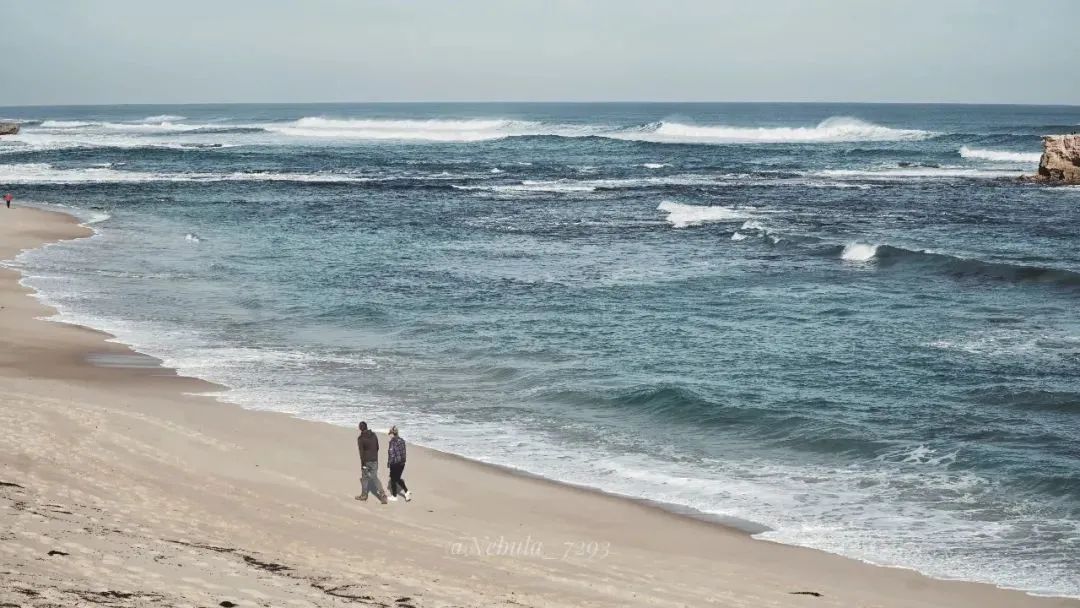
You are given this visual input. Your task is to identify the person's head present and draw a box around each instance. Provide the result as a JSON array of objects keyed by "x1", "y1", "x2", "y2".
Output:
[
  {"x1": 358, "y1": 421, "x2": 368, "y2": 432},
  {"x1": 388, "y1": 425, "x2": 399, "y2": 437}
]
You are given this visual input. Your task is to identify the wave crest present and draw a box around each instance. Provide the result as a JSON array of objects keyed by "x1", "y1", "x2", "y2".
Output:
[
  {"x1": 833, "y1": 242, "x2": 1080, "y2": 289},
  {"x1": 841, "y1": 242, "x2": 879, "y2": 261},
  {"x1": 617, "y1": 117, "x2": 933, "y2": 144},
  {"x1": 269, "y1": 117, "x2": 541, "y2": 142},
  {"x1": 142, "y1": 114, "x2": 187, "y2": 122},
  {"x1": 959, "y1": 146, "x2": 1042, "y2": 163},
  {"x1": 658, "y1": 200, "x2": 747, "y2": 228},
  {"x1": 0, "y1": 162, "x2": 381, "y2": 184}
]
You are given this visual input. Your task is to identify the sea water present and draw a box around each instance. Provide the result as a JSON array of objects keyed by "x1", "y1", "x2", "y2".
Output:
[{"x1": 2, "y1": 102, "x2": 1078, "y2": 597}]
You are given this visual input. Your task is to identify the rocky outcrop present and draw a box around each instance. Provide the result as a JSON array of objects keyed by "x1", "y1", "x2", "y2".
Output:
[
  {"x1": 1028, "y1": 134, "x2": 1080, "y2": 184},
  {"x1": 0, "y1": 122, "x2": 19, "y2": 135}
]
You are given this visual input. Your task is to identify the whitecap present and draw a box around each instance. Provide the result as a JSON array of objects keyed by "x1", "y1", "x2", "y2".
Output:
[
  {"x1": 267, "y1": 116, "x2": 544, "y2": 142},
  {"x1": 841, "y1": 242, "x2": 879, "y2": 261},
  {"x1": 819, "y1": 167, "x2": 1020, "y2": 180},
  {"x1": 454, "y1": 180, "x2": 597, "y2": 194},
  {"x1": 612, "y1": 116, "x2": 933, "y2": 145},
  {"x1": 0, "y1": 163, "x2": 379, "y2": 184},
  {"x1": 39, "y1": 120, "x2": 95, "y2": 128},
  {"x1": 959, "y1": 146, "x2": 1041, "y2": 163},
  {"x1": 657, "y1": 200, "x2": 747, "y2": 228},
  {"x1": 142, "y1": 114, "x2": 187, "y2": 122}
]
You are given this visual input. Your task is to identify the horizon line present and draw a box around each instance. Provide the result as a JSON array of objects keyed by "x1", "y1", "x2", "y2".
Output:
[{"x1": 2, "y1": 99, "x2": 1079, "y2": 110}]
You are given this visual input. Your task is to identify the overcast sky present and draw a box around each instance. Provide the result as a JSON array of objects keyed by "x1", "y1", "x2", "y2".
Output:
[{"x1": 1, "y1": 0, "x2": 1077, "y2": 106}]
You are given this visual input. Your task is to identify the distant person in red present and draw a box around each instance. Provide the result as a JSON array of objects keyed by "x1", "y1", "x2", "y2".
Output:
[{"x1": 3, "y1": 194, "x2": 10, "y2": 209}]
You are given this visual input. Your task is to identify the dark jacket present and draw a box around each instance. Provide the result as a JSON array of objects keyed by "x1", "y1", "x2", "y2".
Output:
[
  {"x1": 388, "y1": 436, "x2": 406, "y2": 466},
  {"x1": 358, "y1": 430, "x2": 379, "y2": 464}
]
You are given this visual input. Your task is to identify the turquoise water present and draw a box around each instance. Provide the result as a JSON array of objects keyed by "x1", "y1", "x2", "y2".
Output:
[{"x1": 2, "y1": 102, "x2": 1079, "y2": 597}]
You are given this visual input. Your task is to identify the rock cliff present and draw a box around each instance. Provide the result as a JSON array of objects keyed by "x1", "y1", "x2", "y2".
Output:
[
  {"x1": 1030, "y1": 134, "x2": 1080, "y2": 184},
  {"x1": 0, "y1": 122, "x2": 19, "y2": 135}
]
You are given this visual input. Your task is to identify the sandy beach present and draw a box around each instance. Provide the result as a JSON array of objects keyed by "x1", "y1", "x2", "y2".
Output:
[{"x1": 1, "y1": 205, "x2": 1077, "y2": 608}]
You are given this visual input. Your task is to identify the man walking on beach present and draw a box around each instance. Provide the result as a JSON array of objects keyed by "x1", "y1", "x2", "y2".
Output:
[
  {"x1": 356, "y1": 421, "x2": 388, "y2": 504},
  {"x1": 4, "y1": 194, "x2": 11, "y2": 209}
]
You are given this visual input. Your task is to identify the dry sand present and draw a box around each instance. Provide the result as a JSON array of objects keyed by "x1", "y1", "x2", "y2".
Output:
[{"x1": 1, "y1": 205, "x2": 1077, "y2": 608}]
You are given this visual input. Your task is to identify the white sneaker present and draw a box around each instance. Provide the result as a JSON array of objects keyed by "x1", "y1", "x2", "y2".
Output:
[
  {"x1": 387, "y1": 495, "x2": 399, "y2": 502},
  {"x1": 403, "y1": 491, "x2": 412, "y2": 502}
]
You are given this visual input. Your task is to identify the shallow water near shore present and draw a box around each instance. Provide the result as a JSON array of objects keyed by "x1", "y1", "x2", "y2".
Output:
[{"x1": 3, "y1": 102, "x2": 1079, "y2": 598}]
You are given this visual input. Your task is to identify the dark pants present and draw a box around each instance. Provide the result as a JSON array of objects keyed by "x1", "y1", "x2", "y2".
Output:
[{"x1": 388, "y1": 463, "x2": 408, "y2": 496}]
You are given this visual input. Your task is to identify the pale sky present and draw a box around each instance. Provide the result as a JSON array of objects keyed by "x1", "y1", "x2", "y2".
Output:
[{"x1": 1, "y1": 0, "x2": 1077, "y2": 106}]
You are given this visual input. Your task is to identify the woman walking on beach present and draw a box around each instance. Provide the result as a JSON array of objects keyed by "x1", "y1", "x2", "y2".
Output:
[{"x1": 387, "y1": 426, "x2": 410, "y2": 502}]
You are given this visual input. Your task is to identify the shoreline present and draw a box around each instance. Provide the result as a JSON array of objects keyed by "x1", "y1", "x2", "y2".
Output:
[{"x1": 2, "y1": 204, "x2": 1077, "y2": 607}]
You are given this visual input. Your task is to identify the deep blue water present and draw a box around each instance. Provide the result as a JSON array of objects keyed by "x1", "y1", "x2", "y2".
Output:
[{"x1": 2, "y1": 102, "x2": 1079, "y2": 596}]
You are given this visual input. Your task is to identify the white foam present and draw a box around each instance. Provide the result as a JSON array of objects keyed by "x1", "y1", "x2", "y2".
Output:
[
  {"x1": 841, "y1": 242, "x2": 879, "y2": 261},
  {"x1": 0, "y1": 163, "x2": 167, "y2": 183},
  {"x1": 0, "y1": 163, "x2": 385, "y2": 184},
  {"x1": 0, "y1": 130, "x2": 241, "y2": 153},
  {"x1": 959, "y1": 146, "x2": 1041, "y2": 163},
  {"x1": 268, "y1": 116, "x2": 553, "y2": 142},
  {"x1": 23, "y1": 201, "x2": 112, "y2": 226},
  {"x1": 454, "y1": 174, "x2": 727, "y2": 195},
  {"x1": 455, "y1": 180, "x2": 597, "y2": 194},
  {"x1": 642, "y1": 162, "x2": 670, "y2": 169},
  {"x1": 658, "y1": 200, "x2": 747, "y2": 228},
  {"x1": 39, "y1": 120, "x2": 95, "y2": 128},
  {"x1": 876, "y1": 444, "x2": 959, "y2": 467},
  {"x1": 819, "y1": 167, "x2": 1021, "y2": 180},
  {"x1": 731, "y1": 231, "x2": 749, "y2": 241},
  {"x1": 614, "y1": 117, "x2": 933, "y2": 144},
  {"x1": 926, "y1": 329, "x2": 1080, "y2": 359},
  {"x1": 142, "y1": 114, "x2": 187, "y2": 122},
  {"x1": 40, "y1": 119, "x2": 205, "y2": 132},
  {"x1": 19, "y1": 115, "x2": 937, "y2": 149},
  {"x1": 185, "y1": 233, "x2": 201, "y2": 243},
  {"x1": 83, "y1": 210, "x2": 111, "y2": 224},
  {"x1": 261, "y1": 115, "x2": 933, "y2": 145}
]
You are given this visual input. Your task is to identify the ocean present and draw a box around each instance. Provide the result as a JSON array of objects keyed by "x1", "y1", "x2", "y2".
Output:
[{"x1": 1, "y1": 102, "x2": 1078, "y2": 597}]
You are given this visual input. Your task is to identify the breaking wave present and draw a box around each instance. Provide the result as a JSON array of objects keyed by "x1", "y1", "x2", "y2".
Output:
[
  {"x1": 818, "y1": 166, "x2": 1022, "y2": 180},
  {"x1": 262, "y1": 115, "x2": 933, "y2": 145},
  {"x1": 267, "y1": 117, "x2": 555, "y2": 142},
  {"x1": 832, "y1": 242, "x2": 1080, "y2": 288},
  {"x1": 453, "y1": 180, "x2": 597, "y2": 194},
  {"x1": 39, "y1": 120, "x2": 96, "y2": 128},
  {"x1": 0, "y1": 163, "x2": 384, "y2": 184},
  {"x1": 614, "y1": 117, "x2": 934, "y2": 144},
  {"x1": 38, "y1": 119, "x2": 207, "y2": 132},
  {"x1": 841, "y1": 242, "x2": 879, "y2": 261},
  {"x1": 142, "y1": 114, "x2": 187, "y2": 122},
  {"x1": 959, "y1": 146, "x2": 1042, "y2": 163},
  {"x1": 453, "y1": 175, "x2": 741, "y2": 196},
  {"x1": 17, "y1": 115, "x2": 938, "y2": 147},
  {"x1": 657, "y1": 200, "x2": 748, "y2": 228}
]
